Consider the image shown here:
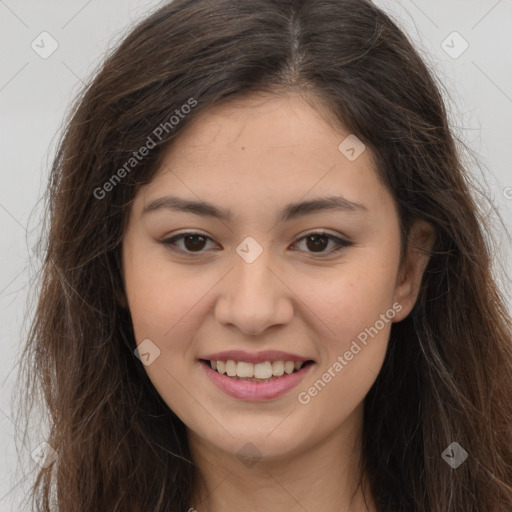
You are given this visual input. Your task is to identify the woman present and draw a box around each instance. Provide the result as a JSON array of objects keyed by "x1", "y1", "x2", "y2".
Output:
[{"x1": 16, "y1": 0, "x2": 512, "y2": 510}]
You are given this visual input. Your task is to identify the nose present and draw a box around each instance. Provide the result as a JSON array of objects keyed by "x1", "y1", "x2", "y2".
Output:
[{"x1": 214, "y1": 248, "x2": 294, "y2": 336}]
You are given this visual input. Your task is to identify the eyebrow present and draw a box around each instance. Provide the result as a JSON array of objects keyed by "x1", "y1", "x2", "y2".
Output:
[{"x1": 142, "y1": 194, "x2": 368, "y2": 223}]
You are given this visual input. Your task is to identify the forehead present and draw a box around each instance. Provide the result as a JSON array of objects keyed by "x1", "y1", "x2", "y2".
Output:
[
  {"x1": 133, "y1": 92, "x2": 393, "y2": 223},
  {"x1": 164, "y1": 92, "x2": 350, "y2": 161}
]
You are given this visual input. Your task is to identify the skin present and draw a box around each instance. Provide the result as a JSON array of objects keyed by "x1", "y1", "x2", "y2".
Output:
[{"x1": 121, "y1": 91, "x2": 435, "y2": 512}]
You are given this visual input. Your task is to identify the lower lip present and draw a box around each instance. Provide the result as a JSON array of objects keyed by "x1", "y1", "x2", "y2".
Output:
[{"x1": 200, "y1": 360, "x2": 314, "y2": 402}]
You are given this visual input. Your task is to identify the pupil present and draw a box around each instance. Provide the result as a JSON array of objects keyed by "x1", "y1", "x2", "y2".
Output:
[
  {"x1": 184, "y1": 235, "x2": 206, "y2": 251},
  {"x1": 183, "y1": 235, "x2": 328, "y2": 252},
  {"x1": 307, "y1": 235, "x2": 327, "y2": 252}
]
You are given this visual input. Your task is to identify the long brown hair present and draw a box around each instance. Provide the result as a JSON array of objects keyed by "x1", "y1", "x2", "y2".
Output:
[{"x1": 14, "y1": 0, "x2": 512, "y2": 510}]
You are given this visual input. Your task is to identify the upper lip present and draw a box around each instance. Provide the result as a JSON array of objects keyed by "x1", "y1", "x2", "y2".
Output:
[{"x1": 200, "y1": 350, "x2": 312, "y2": 364}]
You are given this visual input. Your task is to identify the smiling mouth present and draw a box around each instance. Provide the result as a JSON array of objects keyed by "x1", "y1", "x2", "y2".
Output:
[{"x1": 200, "y1": 359, "x2": 315, "y2": 382}]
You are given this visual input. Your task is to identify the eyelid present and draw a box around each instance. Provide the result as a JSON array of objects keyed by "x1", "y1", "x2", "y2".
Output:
[
  {"x1": 291, "y1": 230, "x2": 352, "y2": 256},
  {"x1": 160, "y1": 229, "x2": 353, "y2": 257}
]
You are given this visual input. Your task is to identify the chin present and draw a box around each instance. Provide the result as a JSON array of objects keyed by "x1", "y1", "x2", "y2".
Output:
[{"x1": 201, "y1": 425, "x2": 308, "y2": 463}]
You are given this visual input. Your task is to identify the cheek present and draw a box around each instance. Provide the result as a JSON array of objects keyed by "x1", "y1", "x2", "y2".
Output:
[
  {"x1": 293, "y1": 257, "x2": 397, "y2": 403},
  {"x1": 123, "y1": 242, "x2": 203, "y2": 341},
  {"x1": 123, "y1": 252, "x2": 212, "y2": 418},
  {"x1": 295, "y1": 269, "x2": 395, "y2": 420},
  {"x1": 303, "y1": 262, "x2": 398, "y2": 347}
]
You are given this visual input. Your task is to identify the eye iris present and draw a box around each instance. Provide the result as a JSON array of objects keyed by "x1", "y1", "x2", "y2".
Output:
[
  {"x1": 178, "y1": 234, "x2": 335, "y2": 253},
  {"x1": 306, "y1": 235, "x2": 328, "y2": 252},
  {"x1": 184, "y1": 235, "x2": 206, "y2": 251}
]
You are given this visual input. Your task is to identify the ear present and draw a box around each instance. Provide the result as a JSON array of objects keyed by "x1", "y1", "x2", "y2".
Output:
[{"x1": 392, "y1": 219, "x2": 435, "y2": 322}]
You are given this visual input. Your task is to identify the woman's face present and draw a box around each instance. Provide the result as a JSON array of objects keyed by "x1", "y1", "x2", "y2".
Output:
[{"x1": 122, "y1": 92, "x2": 430, "y2": 463}]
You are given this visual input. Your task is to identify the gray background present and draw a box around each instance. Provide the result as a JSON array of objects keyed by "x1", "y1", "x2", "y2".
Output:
[{"x1": 1, "y1": 0, "x2": 511, "y2": 510}]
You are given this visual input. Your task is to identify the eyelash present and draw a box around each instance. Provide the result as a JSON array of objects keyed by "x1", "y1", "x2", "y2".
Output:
[{"x1": 160, "y1": 231, "x2": 352, "y2": 258}]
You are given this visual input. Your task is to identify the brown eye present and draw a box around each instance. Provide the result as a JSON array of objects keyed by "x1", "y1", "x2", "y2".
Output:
[
  {"x1": 161, "y1": 231, "x2": 351, "y2": 257},
  {"x1": 161, "y1": 233, "x2": 216, "y2": 254},
  {"x1": 305, "y1": 235, "x2": 329, "y2": 252},
  {"x1": 292, "y1": 232, "x2": 351, "y2": 256},
  {"x1": 182, "y1": 234, "x2": 207, "y2": 251}
]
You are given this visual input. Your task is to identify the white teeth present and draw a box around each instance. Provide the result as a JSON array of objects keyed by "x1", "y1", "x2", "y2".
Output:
[
  {"x1": 272, "y1": 360, "x2": 284, "y2": 376},
  {"x1": 210, "y1": 359, "x2": 307, "y2": 379},
  {"x1": 284, "y1": 361, "x2": 295, "y2": 374},
  {"x1": 225, "y1": 360, "x2": 237, "y2": 377},
  {"x1": 254, "y1": 361, "x2": 273, "y2": 379},
  {"x1": 236, "y1": 361, "x2": 253, "y2": 378}
]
